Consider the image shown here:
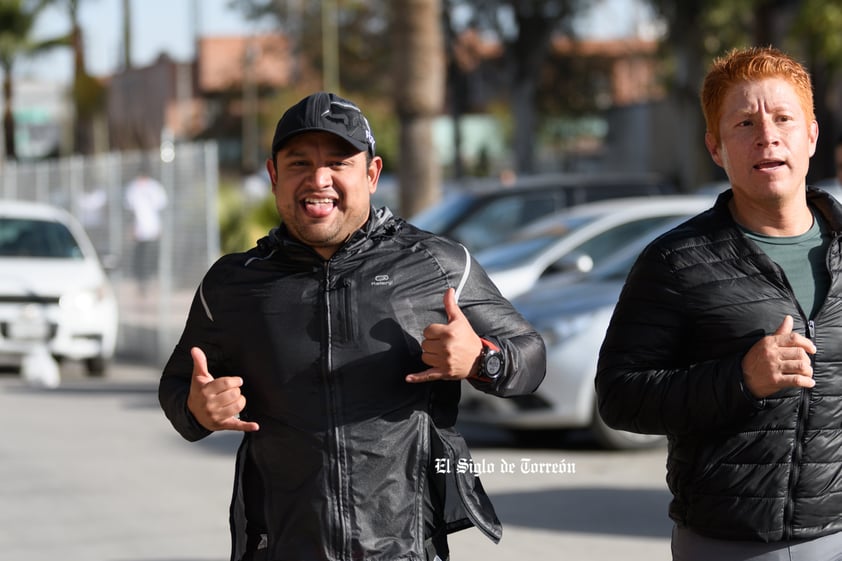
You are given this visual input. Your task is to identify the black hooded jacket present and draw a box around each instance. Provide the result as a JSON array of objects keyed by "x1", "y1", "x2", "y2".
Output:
[
  {"x1": 159, "y1": 207, "x2": 546, "y2": 561},
  {"x1": 596, "y1": 188, "x2": 842, "y2": 542}
]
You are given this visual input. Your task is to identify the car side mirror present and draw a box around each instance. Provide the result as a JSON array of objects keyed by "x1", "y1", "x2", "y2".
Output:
[{"x1": 548, "y1": 253, "x2": 594, "y2": 275}]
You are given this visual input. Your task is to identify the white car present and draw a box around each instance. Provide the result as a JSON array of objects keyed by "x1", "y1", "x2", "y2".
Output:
[
  {"x1": 461, "y1": 214, "x2": 709, "y2": 450},
  {"x1": 475, "y1": 195, "x2": 716, "y2": 299},
  {"x1": 0, "y1": 200, "x2": 118, "y2": 376}
]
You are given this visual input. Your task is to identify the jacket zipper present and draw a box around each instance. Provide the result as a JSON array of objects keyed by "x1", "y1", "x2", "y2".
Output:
[
  {"x1": 782, "y1": 318, "x2": 814, "y2": 540},
  {"x1": 323, "y1": 262, "x2": 350, "y2": 560}
]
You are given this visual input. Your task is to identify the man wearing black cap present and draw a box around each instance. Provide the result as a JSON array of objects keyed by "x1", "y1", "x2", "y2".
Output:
[{"x1": 158, "y1": 92, "x2": 546, "y2": 561}]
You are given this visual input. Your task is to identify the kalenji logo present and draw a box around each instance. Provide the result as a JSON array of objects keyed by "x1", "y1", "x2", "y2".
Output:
[{"x1": 371, "y1": 274, "x2": 393, "y2": 287}]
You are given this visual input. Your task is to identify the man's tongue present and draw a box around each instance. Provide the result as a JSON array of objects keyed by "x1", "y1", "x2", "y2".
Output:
[{"x1": 304, "y1": 199, "x2": 335, "y2": 218}]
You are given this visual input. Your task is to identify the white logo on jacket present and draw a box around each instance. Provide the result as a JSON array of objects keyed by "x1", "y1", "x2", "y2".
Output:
[{"x1": 371, "y1": 274, "x2": 393, "y2": 287}]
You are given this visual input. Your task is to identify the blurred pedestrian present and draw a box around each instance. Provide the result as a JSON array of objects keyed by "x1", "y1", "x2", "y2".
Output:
[
  {"x1": 596, "y1": 46, "x2": 842, "y2": 560},
  {"x1": 158, "y1": 91, "x2": 546, "y2": 561},
  {"x1": 124, "y1": 169, "x2": 167, "y2": 294}
]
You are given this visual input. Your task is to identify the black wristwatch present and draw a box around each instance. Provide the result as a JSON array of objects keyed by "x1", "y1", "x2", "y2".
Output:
[{"x1": 475, "y1": 338, "x2": 504, "y2": 380}]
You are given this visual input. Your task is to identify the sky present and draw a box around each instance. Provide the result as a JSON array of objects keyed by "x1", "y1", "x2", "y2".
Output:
[
  {"x1": 16, "y1": 0, "x2": 273, "y2": 84},
  {"x1": 15, "y1": 0, "x2": 660, "y2": 85}
]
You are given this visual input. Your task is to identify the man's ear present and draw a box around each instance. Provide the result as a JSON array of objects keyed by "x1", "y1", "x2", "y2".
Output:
[
  {"x1": 808, "y1": 120, "x2": 819, "y2": 158},
  {"x1": 705, "y1": 132, "x2": 723, "y2": 168},
  {"x1": 266, "y1": 158, "x2": 278, "y2": 192},
  {"x1": 367, "y1": 156, "x2": 383, "y2": 195}
]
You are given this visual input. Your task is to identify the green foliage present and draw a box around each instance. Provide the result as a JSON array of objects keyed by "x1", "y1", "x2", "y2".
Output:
[
  {"x1": 354, "y1": 96, "x2": 399, "y2": 172},
  {"x1": 231, "y1": 0, "x2": 392, "y2": 97},
  {"x1": 0, "y1": 0, "x2": 72, "y2": 158},
  {"x1": 698, "y1": 0, "x2": 755, "y2": 55},
  {"x1": 791, "y1": 0, "x2": 842, "y2": 71},
  {"x1": 217, "y1": 178, "x2": 279, "y2": 254},
  {"x1": 0, "y1": 0, "x2": 62, "y2": 68},
  {"x1": 0, "y1": 2, "x2": 34, "y2": 63},
  {"x1": 72, "y1": 70, "x2": 105, "y2": 118},
  {"x1": 650, "y1": 0, "x2": 842, "y2": 72}
]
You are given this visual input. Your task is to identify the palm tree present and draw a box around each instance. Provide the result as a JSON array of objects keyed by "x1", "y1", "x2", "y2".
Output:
[
  {"x1": 0, "y1": 0, "x2": 68, "y2": 160},
  {"x1": 65, "y1": 0, "x2": 104, "y2": 154},
  {"x1": 391, "y1": 0, "x2": 445, "y2": 217}
]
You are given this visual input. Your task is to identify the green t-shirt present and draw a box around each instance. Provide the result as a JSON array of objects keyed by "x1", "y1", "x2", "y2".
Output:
[{"x1": 741, "y1": 210, "x2": 831, "y2": 319}]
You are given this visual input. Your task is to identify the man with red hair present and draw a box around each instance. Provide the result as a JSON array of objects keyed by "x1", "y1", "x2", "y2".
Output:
[{"x1": 597, "y1": 47, "x2": 842, "y2": 560}]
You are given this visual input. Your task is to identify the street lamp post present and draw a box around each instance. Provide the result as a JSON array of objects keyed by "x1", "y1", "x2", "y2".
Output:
[{"x1": 322, "y1": 0, "x2": 339, "y2": 92}]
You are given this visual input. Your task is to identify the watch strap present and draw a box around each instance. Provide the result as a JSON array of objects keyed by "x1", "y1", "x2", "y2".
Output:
[
  {"x1": 471, "y1": 337, "x2": 502, "y2": 381},
  {"x1": 480, "y1": 337, "x2": 500, "y2": 352}
]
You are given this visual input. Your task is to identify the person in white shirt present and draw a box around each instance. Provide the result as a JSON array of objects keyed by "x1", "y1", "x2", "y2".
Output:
[{"x1": 124, "y1": 171, "x2": 167, "y2": 294}]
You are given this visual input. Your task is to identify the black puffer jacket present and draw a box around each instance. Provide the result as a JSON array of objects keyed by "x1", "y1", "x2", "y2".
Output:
[
  {"x1": 596, "y1": 188, "x2": 842, "y2": 542},
  {"x1": 159, "y1": 207, "x2": 546, "y2": 561}
]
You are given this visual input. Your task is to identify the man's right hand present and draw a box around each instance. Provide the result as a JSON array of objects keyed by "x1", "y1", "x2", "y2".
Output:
[
  {"x1": 741, "y1": 315, "x2": 816, "y2": 399},
  {"x1": 187, "y1": 347, "x2": 260, "y2": 432}
]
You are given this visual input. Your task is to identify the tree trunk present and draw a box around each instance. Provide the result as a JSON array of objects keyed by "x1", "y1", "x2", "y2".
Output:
[
  {"x1": 391, "y1": 0, "x2": 445, "y2": 218},
  {"x1": 447, "y1": 59, "x2": 467, "y2": 179},
  {"x1": 806, "y1": 48, "x2": 834, "y2": 184},
  {"x1": 659, "y1": 0, "x2": 713, "y2": 191},
  {"x1": 122, "y1": 0, "x2": 132, "y2": 69},
  {"x1": 2, "y1": 67, "x2": 15, "y2": 159},
  {"x1": 507, "y1": 9, "x2": 556, "y2": 175},
  {"x1": 511, "y1": 75, "x2": 537, "y2": 175},
  {"x1": 71, "y1": 24, "x2": 92, "y2": 154}
]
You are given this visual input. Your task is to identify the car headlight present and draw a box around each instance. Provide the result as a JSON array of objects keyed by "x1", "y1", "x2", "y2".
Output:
[
  {"x1": 59, "y1": 285, "x2": 107, "y2": 312},
  {"x1": 537, "y1": 311, "x2": 598, "y2": 347}
]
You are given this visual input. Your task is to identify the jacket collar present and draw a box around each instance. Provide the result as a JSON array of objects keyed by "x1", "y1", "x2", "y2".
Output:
[
  {"x1": 256, "y1": 206, "x2": 400, "y2": 260},
  {"x1": 712, "y1": 186, "x2": 842, "y2": 234}
]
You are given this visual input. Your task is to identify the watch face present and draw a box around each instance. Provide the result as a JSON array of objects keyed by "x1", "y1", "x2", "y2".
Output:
[{"x1": 485, "y1": 354, "x2": 502, "y2": 377}]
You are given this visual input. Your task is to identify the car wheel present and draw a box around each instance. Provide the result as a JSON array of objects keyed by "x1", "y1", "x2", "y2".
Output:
[
  {"x1": 85, "y1": 356, "x2": 108, "y2": 377},
  {"x1": 590, "y1": 406, "x2": 666, "y2": 450}
]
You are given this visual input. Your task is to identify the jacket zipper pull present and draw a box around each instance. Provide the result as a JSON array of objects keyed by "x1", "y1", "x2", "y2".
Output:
[{"x1": 807, "y1": 319, "x2": 817, "y2": 369}]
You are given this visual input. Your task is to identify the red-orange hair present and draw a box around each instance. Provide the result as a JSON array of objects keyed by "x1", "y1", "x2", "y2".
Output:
[{"x1": 701, "y1": 46, "x2": 815, "y2": 144}]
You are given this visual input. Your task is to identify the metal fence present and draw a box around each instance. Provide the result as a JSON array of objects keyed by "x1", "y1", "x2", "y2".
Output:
[{"x1": 0, "y1": 142, "x2": 220, "y2": 367}]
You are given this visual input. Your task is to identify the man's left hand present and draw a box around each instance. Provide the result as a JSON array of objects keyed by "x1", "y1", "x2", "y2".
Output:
[{"x1": 406, "y1": 288, "x2": 483, "y2": 383}]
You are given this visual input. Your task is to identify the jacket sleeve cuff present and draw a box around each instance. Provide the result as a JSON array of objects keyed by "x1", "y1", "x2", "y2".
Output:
[
  {"x1": 738, "y1": 377, "x2": 766, "y2": 410},
  {"x1": 178, "y1": 399, "x2": 213, "y2": 442}
]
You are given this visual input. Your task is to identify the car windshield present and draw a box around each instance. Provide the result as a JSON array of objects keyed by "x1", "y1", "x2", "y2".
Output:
[
  {"x1": 475, "y1": 214, "x2": 598, "y2": 269},
  {"x1": 0, "y1": 218, "x2": 84, "y2": 259}
]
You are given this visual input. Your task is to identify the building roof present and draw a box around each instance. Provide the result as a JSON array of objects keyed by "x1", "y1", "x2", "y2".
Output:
[{"x1": 198, "y1": 34, "x2": 291, "y2": 93}]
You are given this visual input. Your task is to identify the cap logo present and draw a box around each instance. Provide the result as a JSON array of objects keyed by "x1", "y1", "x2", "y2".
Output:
[{"x1": 323, "y1": 100, "x2": 375, "y2": 154}]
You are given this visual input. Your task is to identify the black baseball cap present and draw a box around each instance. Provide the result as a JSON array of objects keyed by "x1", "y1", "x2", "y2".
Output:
[{"x1": 271, "y1": 92, "x2": 376, "y2": 158}]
